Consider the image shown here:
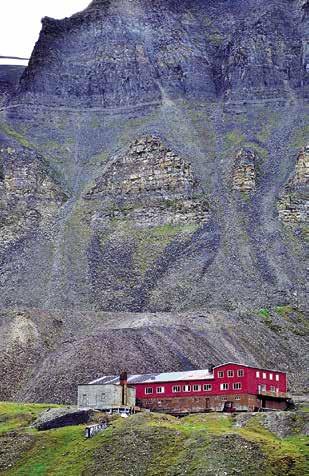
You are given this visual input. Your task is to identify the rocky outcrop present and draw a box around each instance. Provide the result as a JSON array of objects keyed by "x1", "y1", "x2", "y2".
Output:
[
  {"x1": 234, "y1": 412, "x2": 309, "y2": 438},
  {"x1": 85, "y1": 136, "x2": 209, "y2": 227},
  {"x1": 0, "y1": 65, "x2": 25, "y2": 105},
  {"x1": 232, "y1": 149, "x2": 257, "y2": 192},
  {"x1": 0, "y1": 0, "x2": 308, "y2": 402},
  {"x1": 15, "y1": 0, "x2": 308, "y2": 108},
  {"x1": 278, "y1": 147, "x2": 308, "y2": 230},
  {"x1": 0, "y1": 146, "x2": 67, "y2": 253},
  {"x1": 31, "y1": 407, "x2": 95, "y2": 431}
]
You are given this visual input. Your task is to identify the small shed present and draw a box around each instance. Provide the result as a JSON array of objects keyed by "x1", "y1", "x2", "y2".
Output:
[{"x1": 78, "y1": 381, "x2": 136, "y2": 409}]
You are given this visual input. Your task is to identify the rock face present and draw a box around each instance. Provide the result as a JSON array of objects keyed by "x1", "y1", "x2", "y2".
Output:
[
  {"x1": 0, "y1": 146, "x2": 67, "y2": 253},
  {"x1": 0, "y1": 0, "x2": 308, "y2": 401},
  {"x1": 232, "y1": 149, "x2": 257, "y2": 192},
  {"x1": 85, "y1": 135, "x2": 209, "y2": 227},
  {"x1": 0, "y1": 65, "x2": 25, "y2": 104},
  {"x1": 278, "y1": 146, "x2": 309, "y2": 231},
  {"x1": 15, "y1": 0, "x2": 308, "y2": 108}
]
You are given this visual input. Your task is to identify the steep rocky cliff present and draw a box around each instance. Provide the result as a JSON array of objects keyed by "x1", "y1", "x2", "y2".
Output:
[{"x1": 0, "y1": 0, "x2": 308, "y2": 402}]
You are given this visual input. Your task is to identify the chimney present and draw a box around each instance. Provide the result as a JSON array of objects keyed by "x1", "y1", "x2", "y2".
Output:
[
  {"x1": 120, "y1": 371, "x2": 128, "y2": 406},
  {"x1": 208, "y1": 364, "x2": 215, "y2": 374}
]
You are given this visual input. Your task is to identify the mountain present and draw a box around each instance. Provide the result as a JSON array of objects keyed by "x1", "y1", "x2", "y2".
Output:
[{"x1": 0, "y1": 0, "x2": 308, "y2": 403}]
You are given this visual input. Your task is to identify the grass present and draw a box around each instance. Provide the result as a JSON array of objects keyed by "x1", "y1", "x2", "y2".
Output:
[
  {"x1": 5, "y1": 426, "x2": 106, "y2": 476},
  {"x1": 259, "y1": 308, "x2": 270, "y2": 318},
  {"x1": 0, "y1": 121, "x2": 33, "y2": 149},
  {"x1": 0, "y1": 404, "x2": 308, "y2": 475},
  {"x1": 0, "y1": 402, "x2": 59, "y2": 434}
]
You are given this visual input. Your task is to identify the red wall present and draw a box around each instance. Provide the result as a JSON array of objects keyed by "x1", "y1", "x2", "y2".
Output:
[{"x1": 135, "y1": 363, "x2": 287, "y2": 400}]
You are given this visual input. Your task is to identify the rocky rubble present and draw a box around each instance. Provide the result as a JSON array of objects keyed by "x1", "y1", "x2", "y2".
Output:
[{"x1": 234, "y1": 411, "x2": 309, "y2": 438}]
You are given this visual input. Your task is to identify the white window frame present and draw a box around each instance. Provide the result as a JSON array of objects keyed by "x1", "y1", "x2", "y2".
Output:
[
  {"x1": 203, "y1": 384, "x2": 212, "y2": 391},
  {"x1": 256, "y1": 371, "x2": 260, "y2": 378},
  {"x1": 156, "y1": 386, "x2": 165, "y2": 394},
  {"x1": 145, "y1": 387, "x2": 153, "y2": 395},
  {"x1": 233, "y1": 382, "x2": 242, "y2": 390},
  {"x1": 235, "y1": 396, "x2": 241, "y2": 401},
  {"x1": 269, "y1": 373, "x2": 273, "y2": 380},
  {"x1": 193, "y1": 384, "x2": 201, "y2": 392},
  {"x1": 262, "y1": 372, "x2": 267, "y2": 379},
  {"x1": 270, "y1": 386, "x2": 275, "y2": 392},
  {"x1": 183, "y1": 385, "x2": 191, "y2": 392},
  {"x1": 220, "y1": 383, "x2": 229, "y2": 391},
  {"x1": 275, "y1": 374, "x2": 280, "y2": 382},
  {"x1": 221, "y1": 396, "x2": 228, "y2": 401},
  {"x1": 237, "y1": 369, "x2": 244, "y2": 377},
  {"x1": 227, "y1": 370, "x2": 234, "y2": 377},
  {"x1": 218, "y1": 371, "x2": 224, "y2": 378},
  {"x1": 172, "y1": 385, "x2": 181, "y2": 393}
]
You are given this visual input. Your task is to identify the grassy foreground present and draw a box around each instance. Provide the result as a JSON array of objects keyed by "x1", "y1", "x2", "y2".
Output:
[{"x1": 0, "y1": 402, "x2": 308, "y2": 475}]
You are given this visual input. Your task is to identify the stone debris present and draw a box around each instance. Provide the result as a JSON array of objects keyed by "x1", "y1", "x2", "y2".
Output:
[{"x1": 234, "y1": 411, "x2": 309, "y2": 438}]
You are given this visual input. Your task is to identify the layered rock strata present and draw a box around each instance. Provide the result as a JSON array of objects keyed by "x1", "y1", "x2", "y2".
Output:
[
  {"x1": 232, "y1": 149, "x2": 257, "y2": 192},
  {"x1": 0, "y1": 146, "x2": 67, "y2": 252},
  {"x1": 85, "y1": 135, "x2": 210, "y2": 227},
  {"x1": 278, "y1": 146, "x2": 309, "y2": 228}
]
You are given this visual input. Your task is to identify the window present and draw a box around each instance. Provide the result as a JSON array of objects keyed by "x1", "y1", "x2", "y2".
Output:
[
  {"x1": 262, "y1": 372, "x2": 267, "y2": 379},
  {"x1": 220, "y1": 383, "x2": 229, "y2": 390},
  {"x1": 256, "y1": 371, "x2": 260, "y2": 378},
  {"x1": 221, "y1": 396, "x2": 228, "y2": 401},
  {"x1": 193, "y1": 385, "x2": 201, "y2": 392},
  {"x1": 237, "y1": 369, "x2": 244, "y2": 377},
  {"x1": 183, "y1": 385, "x2": 191, "y2": 392},
  {"x1": 233, "y1": 383, "x2": 242, "y2": 390},
  {"x1": 235, "y1": 396, "x2": 241, "y2": 401},
  {"x1": 218, "y1": 371, "x2": 224, "y2": 378},
  {"x1": 259, "y1": 384, "x2": 266, "y2": 392},
  {"x1": 275, "y1": 374, "x2": 279, "y2": 382},
  {"x1": 172, "y1": 385, "x2": 181, "y2": 393},
  {"x1": 156, "y1": 387, "x2": 165, "y2": 394},
  {"x1": 227, "y1": 370, "x2": 234, "y2": 377},
  {"x1": 203, "y1": 384, "x2": 212, "y2": 391},
  {"x1": 269, "y1": 373, "x2": 273, "y2": 380},
  {"x1": 270, "y1": 386, "x2": 275, "y2": 392},
  {"x1": 145, "y1": 387, "x2": 153, "y2": 394}
]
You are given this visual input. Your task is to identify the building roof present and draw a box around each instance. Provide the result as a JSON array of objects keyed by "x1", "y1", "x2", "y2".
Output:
[
  {"x1": 88, "y1": 363, "x2": 286, "y2": 386},
  {"x1": 89, "y1": 369, "x2": 214, "y2": 386},
  {"x1": 214, "y1": 362, "x2": 286, "y2": 374}
]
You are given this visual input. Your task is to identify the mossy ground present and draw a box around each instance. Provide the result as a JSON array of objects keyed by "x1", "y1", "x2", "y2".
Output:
[{"x1": 0, "y1": 403, "x2": 308, "y2": 476}]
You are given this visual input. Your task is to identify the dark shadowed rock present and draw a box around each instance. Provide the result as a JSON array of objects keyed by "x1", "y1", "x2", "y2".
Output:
[{"x1": 31, "y1": 406, "x2": 95, "y2": 431}]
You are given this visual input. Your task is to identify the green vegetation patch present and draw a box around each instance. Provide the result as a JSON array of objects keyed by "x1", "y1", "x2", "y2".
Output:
[
  {"x1": 0, "y1": 402, "x2": 59, "y2": 434},
  {"x1": 1, "y1": 405, "x2": 308, "y2": 475}
]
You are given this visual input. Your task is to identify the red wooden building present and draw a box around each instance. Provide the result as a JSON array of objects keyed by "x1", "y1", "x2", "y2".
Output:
[{"x1": 88, "y1": 362, "x2": 289, "y2": 414}]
